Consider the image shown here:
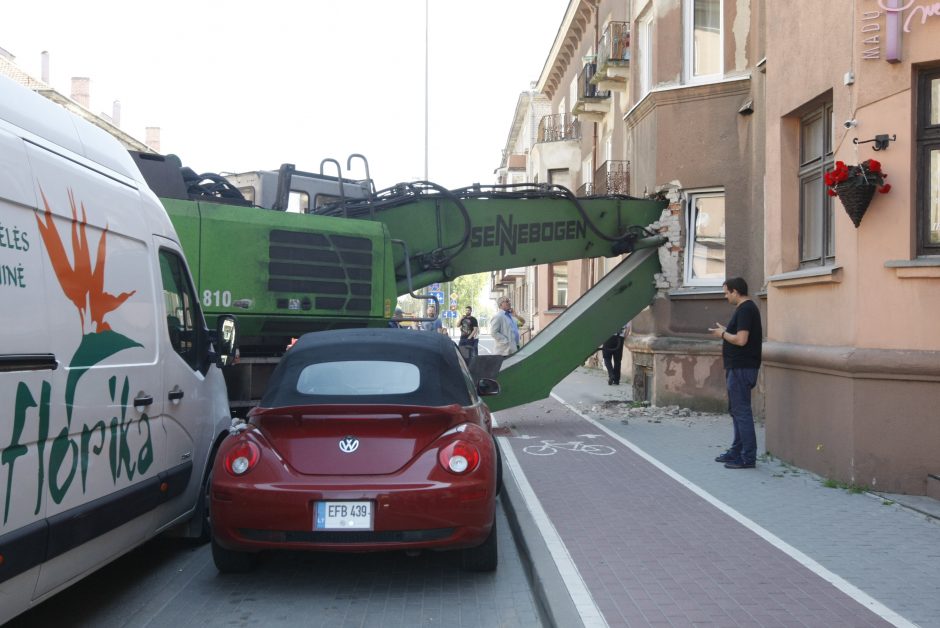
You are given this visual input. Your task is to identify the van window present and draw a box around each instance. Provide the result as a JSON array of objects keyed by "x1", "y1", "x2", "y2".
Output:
[{"x1": 159, "y1": 250, "x2": 200, "y2": 370}]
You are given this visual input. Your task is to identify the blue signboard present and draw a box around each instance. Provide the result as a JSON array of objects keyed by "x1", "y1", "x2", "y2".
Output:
[{"x1": 429, "y1": 291, "x2": 445, "y2": 307}]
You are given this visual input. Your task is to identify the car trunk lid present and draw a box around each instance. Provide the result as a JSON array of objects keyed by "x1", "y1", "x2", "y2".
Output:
[{"x1": 249, "y1": 404, "x2": 467, "y2": 475}]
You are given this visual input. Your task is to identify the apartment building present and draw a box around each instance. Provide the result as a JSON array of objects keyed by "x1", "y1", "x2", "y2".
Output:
[{"x1": 497, "y1": 0, "x2": 765, "y2": 411}]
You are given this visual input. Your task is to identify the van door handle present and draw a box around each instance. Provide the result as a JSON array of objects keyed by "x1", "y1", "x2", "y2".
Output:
[
  {"x1": 134, "y1": 394, "x2": 154, "y2": 409},
  {"x1": 168, "y1": 388, "x2": 185, "y2": 402}
]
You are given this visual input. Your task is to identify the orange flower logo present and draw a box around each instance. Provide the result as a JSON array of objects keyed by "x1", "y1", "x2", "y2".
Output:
[
  {"x1": 35, "y1": 188, "x2": 136, "y2": 334},
  {"x1": 34, "y1": 186, "x2": 142, "y2": 425}
]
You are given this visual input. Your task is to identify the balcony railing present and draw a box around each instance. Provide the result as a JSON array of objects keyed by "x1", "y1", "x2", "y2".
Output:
[
  {"x1": 537, "y1": 113, "x2": 581, "y2": 143},
  {"x1": 579, "y1": 62, "x2": 610, "y2": 100},
  {"x1": 598, "y1": 21, "x2": 631, "y2": 69},
  {"x1": 594, "y1": 160, "x2": 631, "y2": 196},
  {"x1": 576, "y1": 182, "x2": 595, "y2": 196}
]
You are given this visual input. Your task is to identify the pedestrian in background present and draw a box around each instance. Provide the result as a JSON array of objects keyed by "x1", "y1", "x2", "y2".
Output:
[
  {"x1": 709, "y1": 277, "x2": 763, "y2": 470},
  {"x1": 458, "y1": 306, "x2": 480, "y2": 359},
  {"x1": 490, "y1": 296, "x2": 520, "y2": 356},
  {"x1": 420, "y1": 303, "x2": 445, "y2": 334},
  {"x1": 387, "y1": 307, "x2": 404, "y2": 328},
  {"x1": 601, "y1": 325, "x2": 626, "y2": 385}
]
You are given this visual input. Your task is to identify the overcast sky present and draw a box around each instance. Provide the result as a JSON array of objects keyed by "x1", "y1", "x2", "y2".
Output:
[{"x1": 1, "y1": 1, "x2": 567, "y2": 190}]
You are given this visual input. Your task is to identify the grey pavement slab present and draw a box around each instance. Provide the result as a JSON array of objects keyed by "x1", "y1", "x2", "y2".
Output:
[{"x1": 500, "y1": 366, "x2": 940, "y2": 627}]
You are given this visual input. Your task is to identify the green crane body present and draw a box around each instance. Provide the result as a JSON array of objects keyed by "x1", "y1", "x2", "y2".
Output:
[{"x1": 131, "y1": 153, "x2": 667, "y2": 413}]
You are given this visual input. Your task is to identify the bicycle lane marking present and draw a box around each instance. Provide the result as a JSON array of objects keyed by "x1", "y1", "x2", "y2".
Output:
[
  {"x1": 548, "y1": 391, "x2": 916, "y2": 628},
  {"x1": 494, "y1": 418, "x2": 609, "y2": 628}
]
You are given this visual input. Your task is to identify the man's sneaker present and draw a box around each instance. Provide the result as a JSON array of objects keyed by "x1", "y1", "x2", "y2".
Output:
[
  {"x1": 714, "y1": 451, "x2": 738, "y2": 463},
  {"x1": 724, "y1": 460, "x2": 756, "y2": 469}
]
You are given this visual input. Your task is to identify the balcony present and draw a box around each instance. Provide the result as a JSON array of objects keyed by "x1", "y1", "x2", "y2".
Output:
[
  {"x1": 573, "y1": 61, "x2": 610, "y2": 123},
  {"x1": 537, "y1": 113, "x2": 581, "y2": 143},
  {"x1": 594, "y1": 160, "x2": 631, "y2": 196},
  {"x1": 593, "y1": 21, "x2": 631, "y2": 91},
  {"x1": 576, "y1": 182, "x2": 594, "y2": 196},
  {"x1": 493, "y1": 267, "x2": 526, "y2": 286}
]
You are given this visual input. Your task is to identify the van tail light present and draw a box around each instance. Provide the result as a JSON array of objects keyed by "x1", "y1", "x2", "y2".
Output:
[
  {"x1": 224, "y1": 441, "x2": 261, "y2": 476},
  {"x1": 438, "y1": 441, "x2": 480, "y2": 474}
]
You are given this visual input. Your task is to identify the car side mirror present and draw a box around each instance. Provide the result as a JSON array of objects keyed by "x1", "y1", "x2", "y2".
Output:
[
  {"x1": 477, "y1": 378, "x2": 501, "y2": 397},
  {"x1": 211, "y1": 315, "x2": 239, "y2": 367}
]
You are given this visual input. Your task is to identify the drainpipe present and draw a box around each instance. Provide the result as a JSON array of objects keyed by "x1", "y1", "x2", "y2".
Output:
[{"x1": 590, "y1": 3, "x2": 600, "y2": 290}]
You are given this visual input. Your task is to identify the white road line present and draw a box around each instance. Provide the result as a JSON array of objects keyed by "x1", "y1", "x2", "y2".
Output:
[
  {"x1": 496, "y1": 432, "x2": 609, "y2": 628},
  {"x1": 549, "y1": 391, "x2": 917, "y2": 628}
]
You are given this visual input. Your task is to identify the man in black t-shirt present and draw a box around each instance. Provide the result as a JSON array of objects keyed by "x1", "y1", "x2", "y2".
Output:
[
  {"x1": 458, "y1": 306, "x2": 479, "y2": 359},
  {"x1": 709, "y1": 277, "x2": 762, "y2": 469}
]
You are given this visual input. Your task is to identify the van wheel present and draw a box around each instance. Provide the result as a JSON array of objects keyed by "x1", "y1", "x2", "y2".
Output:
[
  {"x1": 211, "y1": 538, "x2": 257, "y2": 573},
  {"x1": 194, "y1": 468, "x2": 213, "y2": 544},
  {"x1": 461, "y1": 518, "x2": 498, "y2": 572}
]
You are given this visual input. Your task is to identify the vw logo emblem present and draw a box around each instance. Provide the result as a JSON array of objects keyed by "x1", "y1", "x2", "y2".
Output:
[{"x1": 339, "y1": 436, "x2": 359, "y2": 453}]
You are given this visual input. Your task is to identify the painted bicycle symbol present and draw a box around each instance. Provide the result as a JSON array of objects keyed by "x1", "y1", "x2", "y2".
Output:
[{"x1": 522, "y1": 439, "x2": 616, "y2": 456}]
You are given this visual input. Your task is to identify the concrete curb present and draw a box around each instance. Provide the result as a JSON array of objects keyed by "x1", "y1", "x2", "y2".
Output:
[{"x1": 497, "y1": 438, "x2": 584, "y2": 628}]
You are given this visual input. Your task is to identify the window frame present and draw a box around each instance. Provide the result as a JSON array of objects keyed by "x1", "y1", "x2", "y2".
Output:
[
  {"x1": 683, "y1": 188, "x2": 726, "y2": 286},
  {"x1": 916, "y1": 67, "x2": 940, "y2": 255},
  {"x1": 684, "y1": 0, "x2": 724, "y2": 84},
  {"x1": 638, "y1": 12, "x2": 654, "y2": 98},
  {"x1": 159, "y1": 248, "x2": 206, "y2": 372},
  {"x1": 549, "y1": 262, "x2": 569, "y2": 309},
  {"x1": 798, "y1": 103, "x2": 836, "y2": 268}
]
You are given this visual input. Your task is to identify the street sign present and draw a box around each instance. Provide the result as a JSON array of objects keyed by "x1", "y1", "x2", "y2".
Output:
[
  {"x1": 450, "y1": 292, "x2": 458, "y2": 300},
  {"x1": 430, "y1": 283, "x2": 441, "y2": 290},
  {"x1": 443, "y1": 310, "x2": 458, "y2": 319},
  {"x1": 429, "y1": 291, "x2": 445, "y2": 307}
]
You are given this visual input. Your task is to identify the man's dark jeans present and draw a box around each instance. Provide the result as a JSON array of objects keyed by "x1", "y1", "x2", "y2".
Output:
[{"x1": 726, "y1": 368, "x2": 759, "y2": 464}]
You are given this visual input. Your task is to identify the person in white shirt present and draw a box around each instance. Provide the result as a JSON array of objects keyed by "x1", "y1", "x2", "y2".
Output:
[{"x1": 490, "y1": 296, "x2": 521, "y2": 356}]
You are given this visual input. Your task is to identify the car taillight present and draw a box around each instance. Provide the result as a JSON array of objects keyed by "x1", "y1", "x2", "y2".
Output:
[
  {"x1": 438, "y1": 441, "x2": 480, "y2": 474},
  {"x1": 224, "y1": 441, "x2": 261, "y2": 476}
]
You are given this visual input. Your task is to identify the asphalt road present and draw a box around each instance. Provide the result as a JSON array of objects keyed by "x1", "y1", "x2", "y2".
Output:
[{"x1": 8, "y1": 500, "x2": 540, "y2": 628}]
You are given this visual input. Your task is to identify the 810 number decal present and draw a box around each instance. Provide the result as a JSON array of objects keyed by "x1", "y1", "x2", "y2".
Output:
[{"x1": 203, "y1": 290, "x2": 232, "y2": 308}]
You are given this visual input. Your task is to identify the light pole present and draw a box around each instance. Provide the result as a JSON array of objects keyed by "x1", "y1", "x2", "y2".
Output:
[{"x1": 424, "y1": 0, "x2": 429, "y2": 182}]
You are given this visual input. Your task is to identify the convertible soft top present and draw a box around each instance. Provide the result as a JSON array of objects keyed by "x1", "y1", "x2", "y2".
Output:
[{"x1": 260, "y1": 328, "x2": 474, "y2": 407}]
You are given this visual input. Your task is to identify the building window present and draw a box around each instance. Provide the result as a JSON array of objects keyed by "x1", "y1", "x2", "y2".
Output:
[
  {"x1": 684, "y1": 190, "x2": 726, "y2": 285},
  {"x1": 685, "y1": 0, "x2": 722, "y2": 82},
  {"x1": 799, "y1": 103, "x2": 835, "y2": 266},
  {"x1": 917, "y1": 68, "x2": 940, "y2": 255},
  {"x1": 639, "y1": 12, "x2": 654, "y2": 97},
  {"x1": 550, "y1": 263, "x2": 568, "y2": 308}
]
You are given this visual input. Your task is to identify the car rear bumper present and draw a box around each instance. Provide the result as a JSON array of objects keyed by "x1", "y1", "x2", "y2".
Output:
[{"x1": 211, "y1": 478, "x2": 495, "y2": 553}]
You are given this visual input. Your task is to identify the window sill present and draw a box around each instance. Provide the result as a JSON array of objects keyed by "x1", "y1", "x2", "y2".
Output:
[
  {"x1": 669, "y1": 287, "x2": 725, "y2": 300},
  {"x1": 885, "y1": 257, "x2": 940, "y2": 278},
  {"x1": 767, "y1": 265, "x2": 843, "y2": 288}
]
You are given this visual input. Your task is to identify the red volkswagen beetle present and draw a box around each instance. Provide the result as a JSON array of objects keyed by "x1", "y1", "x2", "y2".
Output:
[{"x1": 210, "y1": 328, "x2": 501, "y2": 572}]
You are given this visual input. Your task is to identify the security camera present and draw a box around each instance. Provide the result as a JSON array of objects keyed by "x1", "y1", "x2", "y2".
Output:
[{"x1": 843, "y1": 119, "x2": 858, "y2": 129}]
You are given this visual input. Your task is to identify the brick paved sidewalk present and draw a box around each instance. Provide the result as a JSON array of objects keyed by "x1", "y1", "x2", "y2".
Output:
[{"x1": 496, "y1": 367, "x2": 939, "y2": 627}]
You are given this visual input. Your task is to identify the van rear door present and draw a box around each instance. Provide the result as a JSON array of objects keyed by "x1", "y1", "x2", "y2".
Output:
[
  {"x1": 0, "y1": 123, "x2": 52, "y2": 609},
  {"x1": 25, "y1": 142, "x2": 166, "y2": 598}
]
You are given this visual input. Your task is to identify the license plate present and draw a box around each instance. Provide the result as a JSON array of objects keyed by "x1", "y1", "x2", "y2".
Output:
[{"x1": 314, "y1": 501, "x2": 373, "y2": 530}]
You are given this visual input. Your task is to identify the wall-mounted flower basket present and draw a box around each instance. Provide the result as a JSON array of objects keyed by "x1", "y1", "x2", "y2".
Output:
[
  {"x1": 835, "y1": 183, "x2": 876, "y2": 228},
  {"x1": 825, "y1": 159, "x2": 891, "y2": 229}
]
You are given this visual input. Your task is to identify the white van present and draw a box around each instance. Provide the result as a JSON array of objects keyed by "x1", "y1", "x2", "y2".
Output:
[{"x1": 0, "y1": 75, "x2": 236, "y2": 622}]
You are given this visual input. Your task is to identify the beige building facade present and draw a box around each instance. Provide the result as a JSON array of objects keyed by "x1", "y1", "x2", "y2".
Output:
[{"x1": 763, "y1": 1, "x2": 940, "y2": 496}]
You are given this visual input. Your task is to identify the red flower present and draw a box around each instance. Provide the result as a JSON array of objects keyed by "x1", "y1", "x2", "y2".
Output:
[
  {"x1": 868, "y1": 159, "x2": 882, "y2": 173},
  {"x1": 879, "y1": 184, "x2": 891, "y2": 194},
  {"x1": 827, "y1": 188, "x2": 838, "y2": 196}
]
